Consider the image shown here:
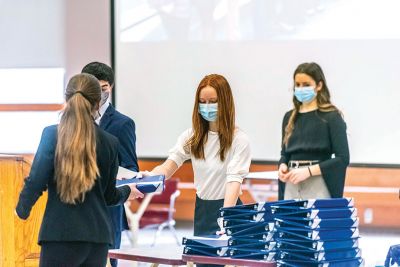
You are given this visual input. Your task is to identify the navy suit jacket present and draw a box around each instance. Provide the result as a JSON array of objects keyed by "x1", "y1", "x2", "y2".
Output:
[
  {"x1": 16, "y1": 124, "x2": 131, "y2": 245},
  {"x1": 100, "y1": 104, "x2": 138, "y2": 232}
]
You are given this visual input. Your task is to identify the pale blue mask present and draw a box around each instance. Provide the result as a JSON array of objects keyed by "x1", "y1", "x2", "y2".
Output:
[
  {"x1": 198, "y1": 103, "x2": 218, "y2": 122},
  {"x1": 294, "y1": 86, "x2": 316, "y2": 103}
]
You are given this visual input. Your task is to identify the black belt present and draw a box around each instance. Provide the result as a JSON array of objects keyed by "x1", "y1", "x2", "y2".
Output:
[{"x1": 288, "y1": 160, "x2": 319, "y2": 168}]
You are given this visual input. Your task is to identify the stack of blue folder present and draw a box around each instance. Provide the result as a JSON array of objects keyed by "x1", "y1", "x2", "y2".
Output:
[
  {"x1": 182, "y1": 200, "x2": 287, "y2": 260},
  {"x1": 272, "y1": 198, "x2": 364, "y2": 267},
  {"x1": 218, "y1": 200, "x2": 293, "y2": 261},
  {"x1": 182, "y1": 198, "x2": 364, "y2": 266}
]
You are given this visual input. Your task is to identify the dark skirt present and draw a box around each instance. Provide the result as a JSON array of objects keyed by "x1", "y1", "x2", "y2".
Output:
[{"x1": 193, "y1": 195, "x2": 242, "y2": 267}]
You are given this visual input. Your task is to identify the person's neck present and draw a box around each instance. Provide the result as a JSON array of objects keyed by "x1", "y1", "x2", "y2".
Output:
[
  {"x1": 299, "y1": 100, "x2": 318, "y2": 113},
  {"x1": 209, "y1": 121, "x2": 218, "y2": 132}
]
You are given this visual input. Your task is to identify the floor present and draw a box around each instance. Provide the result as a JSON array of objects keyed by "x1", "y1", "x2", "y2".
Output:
[{"x1": 117, "y1": 221, "x2": 400, "y2": 267}]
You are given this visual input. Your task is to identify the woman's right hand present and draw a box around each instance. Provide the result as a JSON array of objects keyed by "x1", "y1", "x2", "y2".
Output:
[
  {"x1": 127, "y1": 184, "x2": 144, "y2": 199},
  {"x1": 135, "y1": 170, "x2": 156, "y2": 179},
  {"x1": 278, "y1": 163, "x2": 289, "y2": 182}
]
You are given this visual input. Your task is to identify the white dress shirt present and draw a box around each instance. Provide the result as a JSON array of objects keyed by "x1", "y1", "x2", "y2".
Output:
[
  {"x1": 95, "y1": 100, "x2": 110, "y2": 125},
  {"x1": 168, "y1": 128, "x2": 251, "y2": 200}
]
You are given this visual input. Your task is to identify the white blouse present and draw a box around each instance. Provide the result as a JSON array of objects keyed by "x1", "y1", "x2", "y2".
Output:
[{"x1": 168, "y1": 128, "x2": 251, "y2": 200}]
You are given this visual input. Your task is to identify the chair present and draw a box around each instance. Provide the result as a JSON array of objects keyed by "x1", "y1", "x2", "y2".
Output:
[
  {"x1": 126, "y1": 178, "x2": 181, "y2": 247},
  {"x1": 385, "y1": 244, "x2": 400, "y2": 267}
]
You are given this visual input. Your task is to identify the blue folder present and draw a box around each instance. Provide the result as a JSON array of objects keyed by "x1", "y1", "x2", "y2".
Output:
[
  {"x1": 229, "y1": 250, "x2": 277, "y2": 261},
  {"x1": 232, "y1": 230, "x2": 275, "y2": 241},
  {"x1": 221, "y1": 210, "x2": 270, "y2": 221},
  {"x1": 274, "y1": 217, "x2": 359, "y2": 229},
  {"x1": 116, "y1": 175, "x2": 165, "y2": 193},
  {"x1": 223, "y1": 218, "x2": 263, "y2": 227},
  {"x1": 225, "y1": 221, "x2": 273, "y2": 236},
  {"x1": 229, "y1": 237, "x2": 275, "y2": 246},
  {"x1": 228, "y1": 240, "x2": 276, "y2": 250},
  {"x1": 183, "y1": 245, "x2": 230, "y2": 257},
  {"x1": 275, "y1": 227, "x2": 359, "y2": 241},
  {"x1": 278, "y1": 248, "x2": 361, "y2": 261},
  {"x1": 276, "y1": 238, "x2": 359, "y2": 251},
  {"x1": 276, "y1": 257, "x2": 363, "y2": 267},
  {"x1": 227, "y1": 247, "x2": 275, "y2": 256},
  {"x1": 273, "y1": 207, "x2": 357, "y2": 220},
  {"x1": 220, "y1": 200, "x2": 296, "y2": 221},
  {"x1": 272, "y1": 198, "x2": 354, "y2": 210},
  {"x1": 220, "y1": 208, "x2": 256, "y2": 217},
  {"x1": 220, "y1": 200, "x2": 296, "y2": 214},
  {"x1": 182, "y1": 235, "x2": 229, "y2": 248}
]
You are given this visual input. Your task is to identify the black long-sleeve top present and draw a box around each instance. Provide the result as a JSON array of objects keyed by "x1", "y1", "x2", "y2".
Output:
[
  {"x1": 16, "y1": 124, "x2": 131, "y2": 245},
  {"x1": 278, "y1": 109, "x2": 350, "y2": 199}
]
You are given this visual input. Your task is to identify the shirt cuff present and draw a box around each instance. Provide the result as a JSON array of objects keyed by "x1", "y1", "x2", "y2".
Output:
[
  {"x1": 226, "y1": 174, "x2": 244, "y2": 184},
  {"x1": 15, "y1": 204, "x2": 29, "y2": 220},
  {"x1": 118, "y1": 185, "x2": 131, "y2": 205},
  {"x1": 278, "y1": 156, "x2": 288, "y2": 166}
]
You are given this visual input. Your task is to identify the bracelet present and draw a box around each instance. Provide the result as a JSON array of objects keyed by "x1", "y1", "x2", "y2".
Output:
[{"x1": 307, "y1": 166, "x2": 313, "y2": 177}]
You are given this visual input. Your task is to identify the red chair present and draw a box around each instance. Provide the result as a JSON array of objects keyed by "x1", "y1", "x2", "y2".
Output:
[{"x1": 137, "y1": 178, "x2": 181, "y2": 246}]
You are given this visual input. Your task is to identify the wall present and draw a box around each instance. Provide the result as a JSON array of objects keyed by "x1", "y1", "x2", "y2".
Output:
[
  {"x1": 0, "y1": 0, "x2": 65, "y2": 68},
  {"x1": 0, "y1": 0, "x2": 111, "y2": 80},
  {"x1": 65, "y1": 0, "x2": 111, "y2": 80}
]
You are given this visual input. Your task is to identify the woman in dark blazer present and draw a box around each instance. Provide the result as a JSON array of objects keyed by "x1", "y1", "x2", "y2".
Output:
[{"x1": 15, "y1": 73, "x2": 144, "y2": 267}]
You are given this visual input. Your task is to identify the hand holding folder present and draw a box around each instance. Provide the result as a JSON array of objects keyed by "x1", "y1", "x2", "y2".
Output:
[{"x1": 116, "y1": 167, "x2": 165, "y2": 193}]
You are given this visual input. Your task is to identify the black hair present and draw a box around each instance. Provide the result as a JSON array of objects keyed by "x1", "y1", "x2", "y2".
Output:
[{"x1": 81, "y1": 61, "x2": 114, "y2": 86}]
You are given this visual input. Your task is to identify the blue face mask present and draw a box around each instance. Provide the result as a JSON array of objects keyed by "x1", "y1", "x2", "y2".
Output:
[
  {"x1": 198, "y1": 103, "x2": 218, "y2": 122},
  {"x1": 294, "y1": 86, "x2": 316, "y2": 103}
]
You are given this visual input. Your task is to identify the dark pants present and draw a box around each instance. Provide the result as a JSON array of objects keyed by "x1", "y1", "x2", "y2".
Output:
[
  {"x1": 40, "y1": 241, "x2": 108, "y2": 267},
  {"x1": 194, "y1": 195, "x2": 242, "y2": 267},
  {"x1": 109, "y1": 230, "x2": 122, "y2": 267},
  {"x1": 108, "y1": 205, "x2": 128, "y2": 267}
]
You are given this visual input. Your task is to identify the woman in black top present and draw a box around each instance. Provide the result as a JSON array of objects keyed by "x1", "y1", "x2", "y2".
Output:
[
  {"x1": 16, "y1": 74, "x2": 144, "y2": 267},
  {"x1": 278, "y1": 62, "x2": 350, "y2": 200}
]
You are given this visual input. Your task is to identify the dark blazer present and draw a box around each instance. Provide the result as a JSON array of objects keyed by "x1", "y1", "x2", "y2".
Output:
[
  {"x1": 100, "y1": 104, "x2": 138, "y2": 232},
  {"x1": 278, "y1": 110, "x2": 350, "y2": 200},
  {"x1": 16, "y1": 124, "x2": 131, "y2": 245}
]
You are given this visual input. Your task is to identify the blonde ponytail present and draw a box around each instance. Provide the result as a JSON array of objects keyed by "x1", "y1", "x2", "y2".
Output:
[{"x1": 55, "y1": 74, "x2": 101, "y2": 204}]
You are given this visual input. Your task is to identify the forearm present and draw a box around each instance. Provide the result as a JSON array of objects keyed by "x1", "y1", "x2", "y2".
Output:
[
  {"x1": 223, "y1": 181, "x2": 241, "y2": 207},
  {"x1": 151, "y1": 159, "x2": 179, "y2": 179}
]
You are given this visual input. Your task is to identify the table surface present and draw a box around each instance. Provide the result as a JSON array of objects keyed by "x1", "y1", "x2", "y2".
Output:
[
  {"x1": 109, "y1": 248, "x2": 277, "y2": 266},
  {"x1": 108, "y1": 248, "x2": 186, "y2": 265},
  {"x1": 182, "y1": 254, "x2": 276, "y2": 267}
]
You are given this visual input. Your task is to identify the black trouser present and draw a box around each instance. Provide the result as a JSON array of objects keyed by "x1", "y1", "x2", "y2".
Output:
[
  {"x1": 109, "y1": 230, "x2": 122, "y2": 267},
  {"x1": 194, "y1": 195, "x2": 242, "y2": 267},
  {"x1": 40, "y1": 241, "x2": 108, "y2": 267}
]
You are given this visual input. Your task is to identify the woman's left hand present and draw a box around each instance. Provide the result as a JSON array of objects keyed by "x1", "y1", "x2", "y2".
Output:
[{"x1": 286, "y1": 168, "x2": 311, "y2": 185}]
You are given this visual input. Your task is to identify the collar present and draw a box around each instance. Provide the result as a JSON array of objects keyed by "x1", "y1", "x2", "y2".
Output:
[{"x1": 95, "y1": 101, "x2": 110, "y2": 125}]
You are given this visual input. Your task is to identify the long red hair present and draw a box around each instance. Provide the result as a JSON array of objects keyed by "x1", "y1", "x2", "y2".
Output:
[{"x1": 186, "y1": 74, "x2": 236, "y2": 161}]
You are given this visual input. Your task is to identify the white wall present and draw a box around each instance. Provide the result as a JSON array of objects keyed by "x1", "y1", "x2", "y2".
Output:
[
  {"x1": 0, "y1": 0, "x2": 65, "y2": 68},
  {"x1": 0, "y1": 0, "x2": 111, "y2": 78},
  {"x1": 0, "y1": 0, "x2": 112, "y2": 154},
  {"x1": 65, "y1": 0, "x2": 111, "y2": 80}
]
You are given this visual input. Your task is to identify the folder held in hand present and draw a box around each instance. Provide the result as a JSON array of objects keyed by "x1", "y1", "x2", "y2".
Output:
[{"x1": 116, "y1": 169, "x2": 165, "y2": 193}]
